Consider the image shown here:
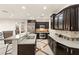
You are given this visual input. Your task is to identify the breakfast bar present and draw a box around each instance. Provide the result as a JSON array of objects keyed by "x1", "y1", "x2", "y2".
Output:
[{"x1": 5, "y1": 33, "x2": 37, "y2": 55}]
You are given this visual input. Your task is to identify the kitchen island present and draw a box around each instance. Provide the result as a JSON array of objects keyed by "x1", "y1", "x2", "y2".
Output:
[{"x1": 6, "y1": 33, "x2": 37, "y2": 55}]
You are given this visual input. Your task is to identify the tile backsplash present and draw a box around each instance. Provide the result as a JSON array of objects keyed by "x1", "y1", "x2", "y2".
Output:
[{"x1": 49, "y1": 29, "x2": 79, "y2": 38}]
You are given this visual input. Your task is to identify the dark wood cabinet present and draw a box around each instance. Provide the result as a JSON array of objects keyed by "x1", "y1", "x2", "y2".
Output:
[
  {"x1": 48, "y1": 36, "x2": 68, "y2": 55},
  {"x1": 70, "y1": 7, "x2": 77, "y2": 31},
  {"x1": 35, "y1": 22, "x2": 49, "y2": 29},
  {"x1": 35, "y1": 22, "x2": 49, "y2": 39},
  {"x1": 50, "y1": 14, "x2": 56, "y2": 29},
  {"x1": 48, "y1": 36, "x2": 56, "y2": 54},
  {"x1": 66, "y1": 9, "x2": 70, "y2": 30},
  {"x1": 54, "y1": 15, "x2": 59, "y2": 29},
  {"x1": 63, "y1": 10, "x2": 66, "y2": 30},
  {"x1": 48, "y1": 36, "x2": 79, "y2": 55},
  {"x1": 50, "y1": 16, "x2": 53, "y2": 29},
  {"x1": 55, "y1": 43, "x2": 69, "y2": 55},
  {"x1": 51, "y1": 4, "x2": 79, "y2": 31},
  {"x1": 63, "y1": 9, "x2": 71, "y2": 30},
  {"x1": 69, "y1": 48, "x2": 79, "y2": 55},
  {"x1": 58, "y1": 13, "x2": 64, "y2": 30},
  {"x1": 18, "y1": 44, "x2": 36, "y2": 55}
]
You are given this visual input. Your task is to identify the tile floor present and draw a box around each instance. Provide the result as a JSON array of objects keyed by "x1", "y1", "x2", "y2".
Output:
[
  {"x1": 0, "y1": 39, "x2": 54, "y2": 55},
  {"x1": 36, "y1": 39, "x2": 54, "y2": 55}
]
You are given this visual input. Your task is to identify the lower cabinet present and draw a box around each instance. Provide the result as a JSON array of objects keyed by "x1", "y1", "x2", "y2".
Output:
[
  {"x1": 18, "y1": 44, "x2": 36, "y2": 55},
  {"x1": 69, "y1": 48, "x2": 79, "y2": 55},
  {"x1": 55, "y1": 43, "x2": 69, "y2": 55},
  {"x1": 48, "y1": 36, "x2": 79, "y2": 55},
  {"x1": 48, "y1": 36, "x2": 56, "y2": 54}
]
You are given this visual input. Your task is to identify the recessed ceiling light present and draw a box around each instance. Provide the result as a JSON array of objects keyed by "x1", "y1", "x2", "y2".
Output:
[
  {"x1": 43, "y1": 6, "x2": 47, "y2": 10},
  {"x1": 22, "y1": 6, "x2": 26, "y2": 10}
]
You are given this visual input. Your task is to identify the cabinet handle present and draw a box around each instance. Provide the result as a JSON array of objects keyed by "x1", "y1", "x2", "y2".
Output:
[
  {"x1": 67, "y1": 48, "x2": 69, "y2": 52},
  {"x1": 70, "y1": 49, "x2": 73, "y2": 54}
]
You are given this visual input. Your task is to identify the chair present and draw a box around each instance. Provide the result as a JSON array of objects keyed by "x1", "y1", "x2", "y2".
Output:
[
  {"x1": 0, "y1": 31, "x2": 13, "y2": 55},
  {"x1": 5, "y1": 43, "x2": 13, "y2": 55}
]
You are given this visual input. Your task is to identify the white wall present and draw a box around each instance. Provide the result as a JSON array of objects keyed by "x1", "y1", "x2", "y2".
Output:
[
  {"x1": 36, "y1": 18, "x2": 49, "y2": 22},
  {"x1": 0, "y1": 18, "x2": 27, "y2": 32}
]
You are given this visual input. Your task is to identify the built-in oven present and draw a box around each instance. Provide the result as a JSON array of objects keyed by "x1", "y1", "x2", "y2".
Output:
[{"x1": 39, "y1": 33, "x2": 46, "y2": 39}]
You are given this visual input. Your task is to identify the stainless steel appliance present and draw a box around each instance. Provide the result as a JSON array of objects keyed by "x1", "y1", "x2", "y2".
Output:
[
  {"x1": 39, "y1": 33, "x2": 46, "y2": 39},
  {"x1": 27, "y1": 20, "x2": 36, "y2": 33}
]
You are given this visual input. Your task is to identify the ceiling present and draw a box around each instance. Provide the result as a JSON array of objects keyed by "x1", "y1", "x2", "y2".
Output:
[{"x1": 0, "y1": 4, "x2": 71, "y2": 19}]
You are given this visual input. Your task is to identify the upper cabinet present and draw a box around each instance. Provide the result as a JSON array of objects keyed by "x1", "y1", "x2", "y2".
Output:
[
  {"x1": 50, "y1": 14, "x2": 55, "y2": 29},
  {"x1": 50, "y1": 4, "x2": 79, "y2": 31},
  {"x1": 78, "y1": 7, "x2": 79, "y2": 30},
  {"x1": 55, "y1": 15, "x2": 58, "y2": 29},
  {"x1": 58, "y1": 13, "x2": 64, "y2": 30}
]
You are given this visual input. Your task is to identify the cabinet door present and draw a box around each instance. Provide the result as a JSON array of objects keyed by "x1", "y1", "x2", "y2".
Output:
[
  {"x1": 70, "y1": 8, "x2": 76, "y2": 31},
  {"x1": 51, "y1": 17, "x2": 53, "y2": 29},
  {"x1": 63, "y1": 11, "x2": 67, "y2": 30},
  {"x1": 70, "y1": 48, "x2": 79, "y2": 55},
  {"x1": 55, "y1": 15, "x2": 59, "y2": 29},
  {"x1": 75, "y1": 7, "x2": 78, "y2": 31},
  {"x1": 77, "y1": 7, "x2": 79, "y2": 31},
  {"x1": 58, "y1": 13, "x2": 64, "y2": 30},
  {"x1": 64, "y1": 9, "x2": 70, "y2": 30},
  {"x1": 18, "y1": 44, "x2": 35, "y2": 55},
  {"x1": 66, "y1": 9, "x2": 71, "y2": 30},
  {"x1": 51, "y1": 14, "x2": 55, "y2": 29},
  {"x1": 70, "y1": 7, "x2": 78, "y2": 31},
  {"x1": 55, "y1": 43, "x2": 68, "y2": 55}
]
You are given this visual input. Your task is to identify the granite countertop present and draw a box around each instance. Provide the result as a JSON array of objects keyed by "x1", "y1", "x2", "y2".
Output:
[
  {"x1": 5, "y1": 33, "x2": 37, "y2": 44},
  {"x1": 9, "y1": 33, "x2": 36, "y2": 55},
  {"x1": 17, "y1": 34, "x2": 36, "y2": 44},
  {"x1": 49, "y1": 34, "x2": 79, "y2": 49},
  {"x1": 5, "y1": 32, "x2": 26, "y2": 40}
]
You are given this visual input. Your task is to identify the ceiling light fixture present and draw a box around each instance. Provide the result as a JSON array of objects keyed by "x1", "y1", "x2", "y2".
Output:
[
  {"x1": 43, "y1": 6, "x2": 47, "y2": 10},
  {"x1": 22, "y1": 6, "x2": 26, "y2": 10}
]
